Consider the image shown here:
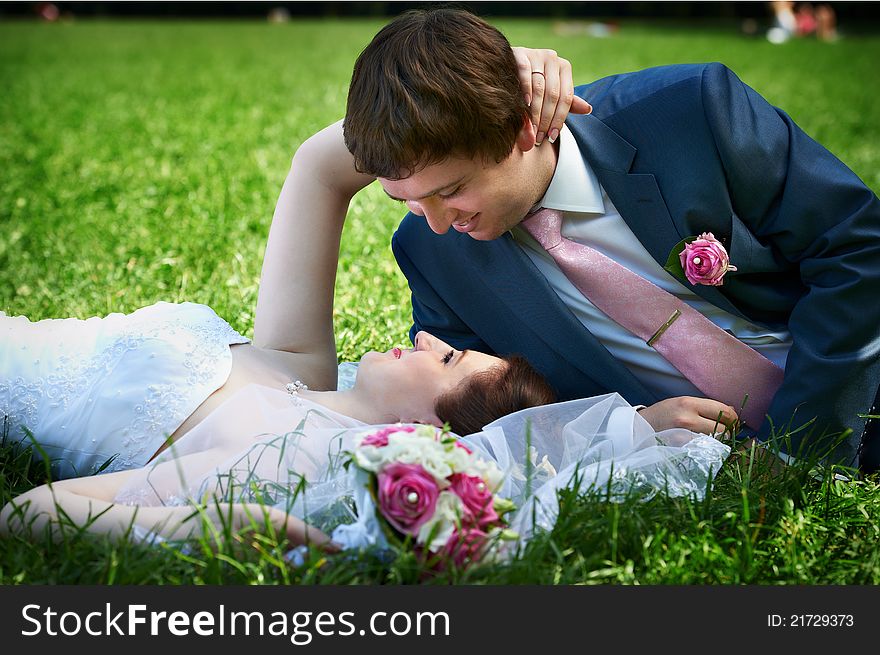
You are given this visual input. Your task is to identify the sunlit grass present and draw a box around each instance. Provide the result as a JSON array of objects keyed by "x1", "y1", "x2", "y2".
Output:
[{"x1": 1, "y1": 18, "x2": 879, "y2": 584}]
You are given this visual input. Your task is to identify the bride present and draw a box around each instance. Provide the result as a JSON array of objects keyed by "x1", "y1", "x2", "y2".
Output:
[{"x1": 0, "y1": 289, "x2": 733, "y2": 554}]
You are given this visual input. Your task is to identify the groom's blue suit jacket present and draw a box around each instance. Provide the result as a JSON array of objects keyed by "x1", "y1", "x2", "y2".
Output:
[{"x1": 391, "y1": 63, "x2": 880, "y2": 464}]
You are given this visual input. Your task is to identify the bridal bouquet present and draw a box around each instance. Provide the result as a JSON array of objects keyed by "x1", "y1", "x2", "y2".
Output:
[{"x1": 345, "y1": 424, "x2": 516, "y2": 568}]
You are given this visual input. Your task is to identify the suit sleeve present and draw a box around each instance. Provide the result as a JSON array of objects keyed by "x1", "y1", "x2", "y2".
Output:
[
  {"x1": 701, "y1": 63, "x2": 880, "y2": 463},
  {"x1": 391, "y1": 225, "x2": 491, "y2": 353}
]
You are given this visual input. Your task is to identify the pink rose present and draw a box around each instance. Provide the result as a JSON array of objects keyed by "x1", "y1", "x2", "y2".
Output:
[
  {"x1": 448, "y1": 473, "x2": 499, "y2": 527},
  {"x1": 361, "y1": 425, "x2": 415, "y2": 448},
  {"x1": 442, "y1": 526, "x2": 490, "y2": 568},
  {"x1": 377, "y1": 462, "x2": 439, "y2": 536},
  {"x1": 679, "y1": 232, "x2": 737, "y2": 286}
]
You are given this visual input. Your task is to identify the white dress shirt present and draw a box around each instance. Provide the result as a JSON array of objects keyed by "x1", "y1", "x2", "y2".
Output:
[{"x1": 511, "y1": 125, "x2": 792, "y2": 402}]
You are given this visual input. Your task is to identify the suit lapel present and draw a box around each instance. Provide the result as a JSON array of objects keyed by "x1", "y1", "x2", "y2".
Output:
[{"x1": 567, "y1": 114, "x2": 742, "y2": 316}]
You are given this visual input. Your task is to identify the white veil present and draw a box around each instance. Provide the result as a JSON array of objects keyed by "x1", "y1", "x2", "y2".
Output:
[
  {"x1": 462, "y1": 394, "x2": 730, "y2": 541},
  {"x1": 113, "y1": 383, "x2": 730, "y2": 553}
]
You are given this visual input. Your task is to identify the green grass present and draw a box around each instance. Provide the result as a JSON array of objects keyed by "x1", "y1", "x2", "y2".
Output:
[{"x1": 1, "y1": 18, "x2": 879, "y2": 584}]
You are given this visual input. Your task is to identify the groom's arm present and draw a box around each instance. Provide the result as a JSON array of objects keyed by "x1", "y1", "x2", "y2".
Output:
[{"x1": 701, "y1": 63, "x2": 880, "y2": 463}]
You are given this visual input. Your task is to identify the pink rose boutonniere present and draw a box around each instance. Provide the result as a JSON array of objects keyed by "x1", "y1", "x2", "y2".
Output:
[{"x1": 664, "y1": 232, "x2": 737, "y2": 287}]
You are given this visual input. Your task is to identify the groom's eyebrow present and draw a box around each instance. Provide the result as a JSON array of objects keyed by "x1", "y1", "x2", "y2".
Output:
[
  {"x1": 383, "y1": 175, "x2": 466, "y2": 202},
  {"x1": 453, "y1": 350, "x2": 468, "y2": 368}
]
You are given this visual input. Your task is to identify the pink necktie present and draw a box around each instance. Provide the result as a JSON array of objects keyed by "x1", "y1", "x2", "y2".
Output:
[{"x1": 522, "y1": 208, "x2": 783, "y2": 429}]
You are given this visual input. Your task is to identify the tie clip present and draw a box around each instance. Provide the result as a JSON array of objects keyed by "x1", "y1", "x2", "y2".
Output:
[{"x1": 646, "y1": 309, "x2": 682, "y2": 347}]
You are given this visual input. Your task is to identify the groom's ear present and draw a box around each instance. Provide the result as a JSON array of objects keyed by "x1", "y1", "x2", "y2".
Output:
[{"x1": 515, "y1": 116, "x2": 538, "y2": 153}]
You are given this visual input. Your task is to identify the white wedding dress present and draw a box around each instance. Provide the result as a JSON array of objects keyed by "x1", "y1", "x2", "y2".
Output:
[
  {"x1": 0, "y1": 302, "x2": 249, "y2": 478},
  {"x1": 109, "y1": 383, "x2": 731, "y2": 551}
]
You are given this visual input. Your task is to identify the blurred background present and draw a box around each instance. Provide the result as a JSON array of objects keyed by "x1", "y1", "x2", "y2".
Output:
[
  {"x1": 2, "y1": 1, "x2": 880, "y2": 30},
  {"x1": 1, "y1": 1, "x2": 880, "y2": 24},
  {"x1": 4, "y1": 2, "x2": 879, "y2": 48}
]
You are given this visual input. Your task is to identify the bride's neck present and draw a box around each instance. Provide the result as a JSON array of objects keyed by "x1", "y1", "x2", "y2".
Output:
[{"x1": 296, "y1": 388, "x2": 397, "y2": 425}]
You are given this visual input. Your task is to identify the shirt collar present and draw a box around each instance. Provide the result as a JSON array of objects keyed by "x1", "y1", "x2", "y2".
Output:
[{"x1": 534, "y1": 125, "x2": 605, "y2": 214}]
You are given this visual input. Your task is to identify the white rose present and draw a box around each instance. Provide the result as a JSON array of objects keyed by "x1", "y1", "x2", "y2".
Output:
[
  {"x1": 353, "y1": 445, "x2": 385, "y2": 472},
  {"x1": 385, "y1": 434, "x2": 454, "y2": 481}
]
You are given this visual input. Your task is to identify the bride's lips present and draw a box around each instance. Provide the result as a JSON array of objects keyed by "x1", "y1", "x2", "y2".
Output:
[
  {"x1": 452, "y1": 213, "x2": 480, "y2": 233},
  {"x1": 392, "y1": 347, "x2": 402, "y2": 359}
]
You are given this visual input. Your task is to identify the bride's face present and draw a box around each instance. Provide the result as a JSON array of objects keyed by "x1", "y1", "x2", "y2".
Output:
[{"x1": 356, "y1": 331, "x2": 503, "y2": 424}]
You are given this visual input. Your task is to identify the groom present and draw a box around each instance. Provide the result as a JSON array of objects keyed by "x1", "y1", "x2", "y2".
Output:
[{"x1": 342, "y1": 8, "x2": 880, "y2": 468}]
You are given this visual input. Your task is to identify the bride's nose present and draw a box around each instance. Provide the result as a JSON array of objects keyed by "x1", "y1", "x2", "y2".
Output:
[{"x1": 414, "y1": 331, "x2": 450, "y2": 353}]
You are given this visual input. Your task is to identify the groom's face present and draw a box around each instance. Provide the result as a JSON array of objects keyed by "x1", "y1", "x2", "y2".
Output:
[{"x1": 378, "y1": 149, "x2": 542, "y2": 241}]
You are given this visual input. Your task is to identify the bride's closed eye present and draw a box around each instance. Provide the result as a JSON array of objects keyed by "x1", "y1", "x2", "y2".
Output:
[{"x1": 441, "y1": 349, "x2": 455, "y2": 365}]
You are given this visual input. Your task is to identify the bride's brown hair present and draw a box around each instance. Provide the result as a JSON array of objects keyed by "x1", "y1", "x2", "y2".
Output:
[{"x1": 434, "y1": 355, "x2": 557, "y2": 436}]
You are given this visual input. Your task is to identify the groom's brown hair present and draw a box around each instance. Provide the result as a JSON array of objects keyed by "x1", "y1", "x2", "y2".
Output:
[{"x1": 343, "y1": 7, "x2": 528, "y2": 179}]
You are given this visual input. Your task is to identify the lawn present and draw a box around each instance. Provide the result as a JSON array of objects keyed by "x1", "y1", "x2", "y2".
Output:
[{"x1": 1, "y1": 17, "x2": 879, "y2": 584}]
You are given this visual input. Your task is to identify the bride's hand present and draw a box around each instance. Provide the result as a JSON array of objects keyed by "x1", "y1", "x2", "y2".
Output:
[
  {"x1": 512, "y1": 46, "x2": 592, "y2": 145},
  {"x1": 637, "y1": 396, "x2": 739, "y2": 435}
]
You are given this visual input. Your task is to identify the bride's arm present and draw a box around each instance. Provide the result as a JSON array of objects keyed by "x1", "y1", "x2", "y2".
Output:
[
  {"x1": 511, "y1": 47, "x2": 592, "y2": 144},
  {"x1": 254, "y1": 120, "x2": 372, "y2": 390},
  {"x1": 1, "y1": 474, "x2": 332, "y2": 547}
]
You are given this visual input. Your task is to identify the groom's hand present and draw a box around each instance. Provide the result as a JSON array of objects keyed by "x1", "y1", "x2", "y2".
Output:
[
  {"x1": 512, "y1": 47, "x2": 592, "y2": 146},
  {"x1": 638, "y1": 396, "x2": 739, "y2": 436}
]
